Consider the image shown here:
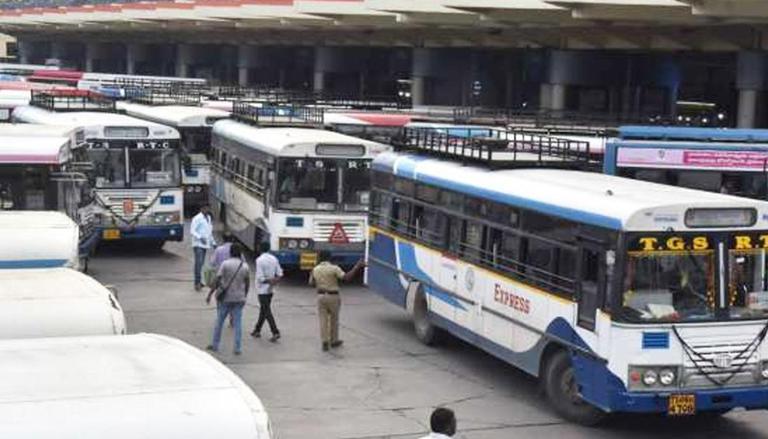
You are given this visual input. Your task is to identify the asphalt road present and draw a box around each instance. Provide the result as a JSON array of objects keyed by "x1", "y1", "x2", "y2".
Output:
[{"x1": 88, "y1": 237, "x2": 768, "y2": 439}]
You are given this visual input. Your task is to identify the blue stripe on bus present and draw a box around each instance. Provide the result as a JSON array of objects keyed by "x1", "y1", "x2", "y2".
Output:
[
  {"x1": 0, "y1": 259, "x2": 69, "y2": 268},
  {"x1": 397, "y1": 241, "x2": 467, "y2": 311}
]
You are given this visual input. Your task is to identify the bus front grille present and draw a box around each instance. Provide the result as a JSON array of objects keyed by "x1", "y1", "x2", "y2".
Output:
[
  {"x1": 99, "y1": 192, "x2": 155, "y2": 218},
  {"x1": 313, "y1": 219, "x2": 365, "y2": 243},
  {"x1": 681, "y1": 341, "x2": 760, "y2": 388}
]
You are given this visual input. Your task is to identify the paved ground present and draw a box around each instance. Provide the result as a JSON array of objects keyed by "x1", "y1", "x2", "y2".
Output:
[{"x1": 89, "y1": 237, "x2": 768, "y2": 439}]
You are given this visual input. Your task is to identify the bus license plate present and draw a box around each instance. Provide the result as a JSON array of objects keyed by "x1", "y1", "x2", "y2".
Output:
[
  {"x1": 668, "y1": 394, "x2": 696, "y2": 416},
  {"x1": 300, "y1": 252, "x2": 318, "y2": 271},
  {"x1": 102, "y1": 229, "x2": 121, "y2": 240}
]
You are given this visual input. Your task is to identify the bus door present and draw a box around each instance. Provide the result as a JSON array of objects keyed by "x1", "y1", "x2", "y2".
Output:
[{"x1": 576, "y1": 239, "x2": 606, "y2": 332}]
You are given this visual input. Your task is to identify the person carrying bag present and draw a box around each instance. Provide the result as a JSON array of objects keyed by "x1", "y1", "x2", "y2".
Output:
[{"x1": 205, "y1": 244, "x2": 250, "y2": 355}]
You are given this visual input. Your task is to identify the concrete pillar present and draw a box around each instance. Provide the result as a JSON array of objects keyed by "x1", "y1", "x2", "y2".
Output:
[
  {"x1": 736, "y1": 51, "x2": 767, "y2": 128},
  {"x1": 50, "y1": 42, "x2": 65, "y2": 62},
  {"x1": 550, "y1": 83, "x2": 566, "y2": 112},
  {"x1": 126, "y1": 43, "x2": 144, "y2": 75},
  {"x1": 411, "y1": 76, "x2": 425, "y2": 107},
  {"x1": 16, "y1": 40, "x2": 30, "y2": 64},
  {"x1": 411, "y1": 48, "x2": 433, "y2": 107},
  {"x1": 84, "y1": 42, "x2": 97, "y2": 73},
  {"x1": 176, "y1": 44, "x2": 192, "y2": 78},
  {"x1": 313, "y1": 46, "x2": 333, "y2": 93}
]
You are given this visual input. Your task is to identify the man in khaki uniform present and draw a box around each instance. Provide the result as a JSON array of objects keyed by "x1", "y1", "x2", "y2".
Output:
[{"x1": 309, "y1": 251, "x2": 365, "y2": 351}]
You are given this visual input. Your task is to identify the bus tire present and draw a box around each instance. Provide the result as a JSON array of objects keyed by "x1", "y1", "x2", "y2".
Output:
[
  {"x1": 413, "y1": 285, "x2": 440, "y2": 346},
  {"x1": 542, "y1": 350, "x2": 605, "y2": 426}
]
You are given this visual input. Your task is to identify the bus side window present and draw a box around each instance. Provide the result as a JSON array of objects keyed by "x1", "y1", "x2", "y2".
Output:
[
  {"x1": 392, "y1": 198, "x2": 411, "y2": 235},
  {"x1": 462, "y1": 220, "x2": 484, "y2": 264},
  {"x1": 577, "y1": 246, "x2": 603, "y2": 330},
  {"x1": 446, "y1": 217, "x2": 462, "y2": 255}
]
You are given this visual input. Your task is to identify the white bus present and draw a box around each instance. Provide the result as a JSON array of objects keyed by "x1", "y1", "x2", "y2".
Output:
[
  {"x1": 118, "y1": 101, "x2": 230, "y2": 212},
  {"x1": 13, "y1": 103, "x2": 184, "y2": 247},
  {"x1": 0, "y1": 333, "x2": 272, "y2": 438},
  {"x1": 0, "y1": 267, "x2": 125, "y2": 338},
  {"x1": 368, "y1": 147, "x2": 768, "y2": 423},
  {"x1": 211, "y1": 120, "x2": 389, "y2": 269},
  {"x1": 0, "y1": 124, "x2": 99, "y2": 264},
  {"x1": 0, "y1": 211, "x2": 79, "y2": 269}
]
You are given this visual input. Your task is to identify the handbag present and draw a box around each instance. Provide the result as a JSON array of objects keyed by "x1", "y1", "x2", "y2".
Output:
[
  {"x1": 203, "y1": 264, "x2": 217, "y2": 288},
  {"x1": 216, "y1": 260, "x2": 244, "y2": 302}
]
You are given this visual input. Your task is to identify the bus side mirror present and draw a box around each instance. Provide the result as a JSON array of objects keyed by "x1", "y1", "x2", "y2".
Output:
[{"x1": 182, "y1": 156, "x2": 193, "y2": 172}]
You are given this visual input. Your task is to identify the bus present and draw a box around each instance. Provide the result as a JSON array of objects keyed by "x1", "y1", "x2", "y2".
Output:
[
  {"x1": 0, "y1": 267, "x2": 125, "y2": 338},
  {"x1": 118, "y1": 100, "x2": 229, "y2": 212},
  {"x1": 604, "y1": 126, "x2": 768, "y2": 200},
  {"x1": 0, "y1": 333, "x2": 272, "y2": 438},
  {"x1": 367, "y1": 139, "x2": 768, "y2": 423},
  {"x1": 211, "y1": 119, "x2": 389, "y2": 269},
  {"x1": 13, "y1": 94, "x2": 184, "y2": 246},
  {"x1": 0, "y1": 211, "x2": 79, "y2": 269},
  {"x1": 0, "y1": 125, "x2": 99, "y2": 265}
]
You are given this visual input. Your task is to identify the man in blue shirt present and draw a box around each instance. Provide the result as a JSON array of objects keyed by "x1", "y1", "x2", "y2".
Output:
[{"x1": 190, "y1": 205, "x2": 215, "y2": 291}]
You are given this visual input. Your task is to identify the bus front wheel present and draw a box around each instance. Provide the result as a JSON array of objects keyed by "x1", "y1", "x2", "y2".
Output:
[
  {"x1": 542, "y1": 350, "x2": 605, "y2": 426},
  {"x1": 413, "y1": 286, "x2": 441, "y2": 345}
]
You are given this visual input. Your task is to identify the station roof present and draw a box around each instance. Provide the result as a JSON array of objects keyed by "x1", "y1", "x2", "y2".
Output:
[{"x1": 0, "y1": 0, "x2": 764, "y2": 50}]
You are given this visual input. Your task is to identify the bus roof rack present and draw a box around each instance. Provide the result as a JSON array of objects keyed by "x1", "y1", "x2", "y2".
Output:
[
  {"x1": 231, "y1": 101, "x2": 325, "y2": 128},
  {"x1": 128, "y1": 87, "x2": 202, "y2": 106},
  {"x1": 30, "y1": 90, "x2": 116, "y2": 112},
  {"x1": 453, "y1": 106, "x2": 647, "y2": 132},
  {"x1": 214, "y1": 86, "x2": 408, "y2": 110},
  {"x1": 392, "y1": 126, "x2": 597, "y2": 170}
]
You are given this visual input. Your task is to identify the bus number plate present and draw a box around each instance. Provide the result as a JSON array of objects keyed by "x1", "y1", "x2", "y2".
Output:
[
  {"x1": 668, "y1": 394, "x2": 696, "y2": 416},
  {"x1": 300, "y1": 252, "x2": 318, "y2": 271},
  {"x1": 102, "y1": 229, "x2": 121, "y2": 240}
]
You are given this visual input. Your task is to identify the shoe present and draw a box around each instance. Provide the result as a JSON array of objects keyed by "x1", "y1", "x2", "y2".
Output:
[
  {"x1": 251, "y1": 331, "x2": 261, "y2": 338},
  {"x1": 194, "y1": 284, "x2": 202, "y2": 292},
  {"x1": 322, "y1": 342, "x2": 330, "y2": 351},
  {"x1": 269, "y1": 334, "x2": 281, "y2": 343},
  {"x1": 330, "y1": 340, "x2": 344, "y2": 348},
  {"x1": 234, "y1": 350, "x2": 242, "y2": 356},
  {"x1": 205, "y1": 345, "x2": 218, "y2": 352}
]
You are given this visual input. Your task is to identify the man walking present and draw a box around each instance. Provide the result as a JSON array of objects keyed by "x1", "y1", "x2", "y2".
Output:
[
  {"x1": 191, "y1": 205, "x2": 215, "y2": 291},
  {"x1": 419, "y1": 407, "x2": 457, "y2": 439},
  {"x1": 309, "y1": 251, "x2": 364, "y2": 351},
  {"x1": 251, "y1": 242, "x2": 283, "y2": 342},
  {"x1": 206, "y1": 243, "x2": 250, "y2": 355}
]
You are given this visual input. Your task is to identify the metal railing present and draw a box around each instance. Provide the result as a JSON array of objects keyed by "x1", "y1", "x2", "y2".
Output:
[
  {"x1": 231, "y1": 101, "x2": 325, "y2": 128},
  {"x1": 393, "y1": 126, "x2": 594, "y2": 168},
  {"x1": 30, "y1": 90, "x2": 116, "y2": 112},
  {"x1": 129, "y1": 88, "x2": 202, "y2": 106},
  {"x1": 213, "y1": 85, "x2": 408, "y2": 110},
  {"x1": 453, "y1": 107, "x2": 656, "y2": 131}
]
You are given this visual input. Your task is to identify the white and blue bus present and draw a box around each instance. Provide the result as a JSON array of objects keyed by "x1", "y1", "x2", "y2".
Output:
[
  {"x1": 211, "y1": 119, "x2": 389, "y2": 269},
  {"x1": 368, "y1": 149, "x2": 768, "y2": 423},
  {"x1": 118, "y1": 101, "x2": 229, "y2": 212},
  {"x1": 13, "y1": 100, "x2": 184, "y2": 247},
  {"x1": 604, "y1": 126, "x2": 768, "y2": 200}
]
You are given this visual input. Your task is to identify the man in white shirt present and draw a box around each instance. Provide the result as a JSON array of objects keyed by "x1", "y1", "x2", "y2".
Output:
[
  {"x1": 251, "y1": 242, "x2": 283, "y2": 342},
  {"x1": 419, "y1": 407, "x2": 457, "y2": 439},
  {"x1": 190, "y1": 205, "x2": 215, "y2": 291}
]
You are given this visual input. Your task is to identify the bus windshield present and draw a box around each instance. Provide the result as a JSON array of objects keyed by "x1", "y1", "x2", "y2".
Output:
[
  {"x1": 276, "y1": 158, "x2": 372, "y2": 212},
  {"x1": 90, "y1": 149, "x2": 126, "y2": 188},
  {"x1": 90, "y1": 147, "x2": 180, "y2": 189},
  {"x1": 618, "y1": 233, "x2": 768, "y2": 323},
  {"x1": 277, "y1": 158, "x2": 338, "y2": 211}
]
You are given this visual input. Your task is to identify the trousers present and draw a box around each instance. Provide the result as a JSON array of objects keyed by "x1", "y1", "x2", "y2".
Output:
[
  {"x1": 211, "y1": 301, "x2": 244, "y2": 352},
  {"x1": 193, "y1": 247, "x2": 207, "y2": 286},
  {"x1": 317, "y1": 294, "x2": 341, "y2": 343},
  {"x1": 254, "y1": 294, "x2": 279, "y2": 335}
]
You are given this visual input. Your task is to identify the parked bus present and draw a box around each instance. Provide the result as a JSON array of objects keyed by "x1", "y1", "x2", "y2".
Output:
[
  {"x1": 211, "y1": 119, "x2": 389, "y2": 269},
  {"x1": 604, "y1": 126, "x2": 768, "y2": 200},
  {"x1": 0, "y1": 333, "x2": 272, "y2": 438},
  {"x1": 118, "y1": 101, "x2": 229, "y2": 212},
  {"x1": 0, "y1": 267, "x2": 125, "y2": 338},
  {"x1": 0, "y1": 124, "x2": 99, "y2": 264},
  {"x1": 367, "y1": 139, "x2": 768, "y2": 423},
  {"x1": 13, "y1": 97, "x2": 184, "y2": 247},
  {"x1": 0, "y1": 211, "x2": 79, "y2": 269}
]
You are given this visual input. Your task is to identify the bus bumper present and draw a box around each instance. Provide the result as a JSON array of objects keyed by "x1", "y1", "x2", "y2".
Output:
[
  {"x1": 274, "y1": 250, "x2": 363, "y2": 270},
  {"x1": 609, "y1": 386, "x2": 768, "y2": 414},
  {"x1": 99, "y1": 225, "x2": 184, "y2": 242}
]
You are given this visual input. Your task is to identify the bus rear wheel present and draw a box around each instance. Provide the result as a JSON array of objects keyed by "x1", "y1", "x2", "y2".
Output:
[
  {"x1": 542, "y1": 350, "x2": 605, "y2": 426},
  {"x1": 413, "y1": 285, "x2": 441, "y2": 345}
]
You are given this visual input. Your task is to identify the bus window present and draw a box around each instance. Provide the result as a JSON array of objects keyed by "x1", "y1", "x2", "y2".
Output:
[
  {"x1": 577, "y1": 247, "x2": 601, "y2": 329},
  {"x1": 342, "y1": 159, "x2": 371, "y2": 212},
  {"x1": 678, "y1": 171, "x2": 720, "y2": 192},
  {"x1": 446, "y1": 217, "x2": 462, "y2": 255},
  {"x1": 91, "y1": 149, "x2": 127, "y2": 188},
  {"x1": 412, "y1": 205, "x2": 446, "y2": 247},
  {"x1": 462, "y1": 220, "x2": 484, "y2": 263},
  {"x1": 392, "y1": 197, "x2": 411, "y2": 235},
  {"x1": 371, "y1": 191, "x2": 393, "y2": 228},
  {"x1": 728, "y1": 251, "x2": 768, "y2": 319},
  {"x1": 277, "y1": 158, "x2": 338, "y2": 211},
  {"x1": 129, "y1": 149, "x2": 180, "y2": 188}
]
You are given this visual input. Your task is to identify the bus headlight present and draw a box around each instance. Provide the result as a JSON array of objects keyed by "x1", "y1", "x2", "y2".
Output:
[
  {"x1": 280, "y1": 238, "x2": 313, "y2": 250},
  {"x1": 659, "y1": 369, "x2": 676, "y2": 386},
  {"x1": 642, "y1": 370, "x2": 658, "y2": 386},
  {"x1": 298, "y1": 239, "x2": 311, "y2": 249},
  {"x1": 153, "y1": 212, "x2": 181, "y2": 224},
  {"x1": 760, "y1": 362, "x2": 768, "y2": 380}
]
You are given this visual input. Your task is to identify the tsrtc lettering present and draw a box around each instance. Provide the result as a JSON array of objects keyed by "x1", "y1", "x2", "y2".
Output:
[{"x1": 638, "y1": 237, "x2": 658, "y2": 251}]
